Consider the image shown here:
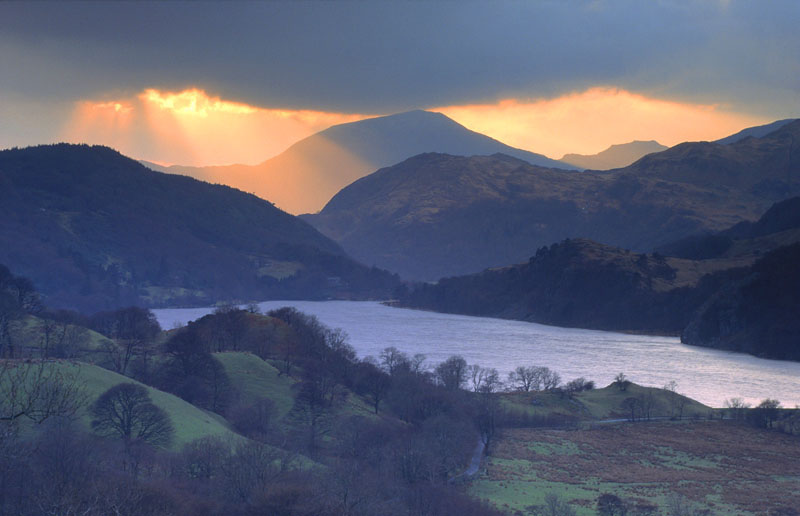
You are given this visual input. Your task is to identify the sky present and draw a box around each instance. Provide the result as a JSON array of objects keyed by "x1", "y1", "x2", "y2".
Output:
[{"x1": 1, "y1": 1, "x2": 798, "y2": 166}]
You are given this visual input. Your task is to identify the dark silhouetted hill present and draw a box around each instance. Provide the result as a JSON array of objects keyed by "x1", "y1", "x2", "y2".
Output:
[{"x1": 0, "y1": 144, "x2": 398, "y2": 312}]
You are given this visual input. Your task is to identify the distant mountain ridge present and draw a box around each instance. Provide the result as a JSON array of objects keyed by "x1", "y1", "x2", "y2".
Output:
[
  {"x1": 304, "y1": 120, "x2": 800, "y2": 281},
  {"x1": 0, "y1": 144, "x2": 398, "y2": 312},
  {"x1": 561, "y1": 140, "x2": 668, "y2": 170},
  {"x1": 714, "y1": 118, "x2": 798, "y2": 145},
  {"x1": 142, "y1": 110, "x2": 573, "y2": 215}
]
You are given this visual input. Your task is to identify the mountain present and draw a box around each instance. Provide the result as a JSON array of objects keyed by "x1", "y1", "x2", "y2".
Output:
[
  {"x1": 681, "y1": 243, "x2": 800, "y2": 360},
  {"x1": 396, "y1": 198, "x2": 800, "y2": 359},
  {"x1": 143, "y1": 110, "x2": 572, "y2": 215},
  {"x1": 0, "y1": 144, "x2": 399, "y2": 312},
  {"x1": 304, "y1": 120, "x2": 800, "y2": 281},
  {"x1": 561, "y1": 140, "x2": 668, "y2": 170},
  {"x1": 714, "y1": 118, "x2": 798, "y2": 145}
]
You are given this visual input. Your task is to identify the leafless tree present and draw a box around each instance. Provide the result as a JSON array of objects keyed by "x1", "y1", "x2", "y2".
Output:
[
  {"x1": 91, "y1": 382, "x2": 173, "y2": 448},
  {"x1": 614, "y1": 372, "x2": 631, "y2": 391},
  {"x1": 539, "y1": 492, "x2": 578, "y2": 516},
  {"x1": 93, "y1": 307, "x2": 161, "y2": 376},
  {"x1": 723, "y1": 397, "x2": 751, "y2": 420},
  {"x1": 0, "y1": 360, "x2": 86, "y2": 425},
  {"x1": 379, "y1": 346, "x2": 409, "y2": 376},
  {"x1": 434, "y1": 355, "x2": 468, "y2": 391},
  {"x1": 664, "y1": 381, "x2": 688, "y2": 419},
  {"x1": 507, "y1": 366, "x2": 537, "y2": 392}
]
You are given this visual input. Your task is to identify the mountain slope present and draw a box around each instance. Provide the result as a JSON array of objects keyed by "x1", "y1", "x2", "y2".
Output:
[
  {"x1": 304, "y1": 121, "x2": 800, "y2": 281},
  {"x1": 0, "y1": 144, "x2": 398, "y2": 312},
  {"x1": 561, "y1": 140, "x2": 667, "y2": 170},
  {"x1": 714, "y1": 118, "x2": 798, "y2": 145},
  {"x1": 145, "y1": 110, "x2": 572, "y2": 215}
]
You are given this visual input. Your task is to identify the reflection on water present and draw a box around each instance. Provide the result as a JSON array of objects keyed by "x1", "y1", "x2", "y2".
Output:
[{"x1": 153, "y1": 301, "x2": 800, "y2": 408}]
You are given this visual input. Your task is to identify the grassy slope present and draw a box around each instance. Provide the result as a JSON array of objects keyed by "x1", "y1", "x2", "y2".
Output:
[
  {"x1": 215, "y1": 352, "x2": 297, "y2": 420},
  {"x1": 11, "y1": 315, "x2": 113, "y2": 354},
  {"x1": 53, "y1": 361, "x2": 239, "y2": 450},
  {"x1": 217, "y1": 352, "x2": 382, "y2": 428}
]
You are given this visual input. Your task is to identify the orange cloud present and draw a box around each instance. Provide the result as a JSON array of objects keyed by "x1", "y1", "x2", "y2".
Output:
[
  {"x1": 435, "y1": 88, "x2": 767, "y2": 158},
  {"x1": 62, "y1": 88, "x2": 370, "y2": 166}
]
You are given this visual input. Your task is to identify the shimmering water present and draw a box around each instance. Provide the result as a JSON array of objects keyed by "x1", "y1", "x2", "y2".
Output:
[{"x1": 153, "y1": 301, "x2": 800, "y2": 408}]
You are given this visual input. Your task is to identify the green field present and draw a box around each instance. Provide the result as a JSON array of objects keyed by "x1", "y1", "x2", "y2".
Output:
[{"x1": 471, "y1": 421, "x2": 800, "y2": 515}]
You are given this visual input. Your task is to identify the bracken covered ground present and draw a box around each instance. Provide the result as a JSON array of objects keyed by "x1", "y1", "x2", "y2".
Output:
[{"x1": 471, "y1": 421, "x2": 800, "y2": 515}]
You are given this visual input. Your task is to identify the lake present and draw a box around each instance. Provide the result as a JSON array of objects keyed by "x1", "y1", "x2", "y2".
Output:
[{"x1": 153, "y1": 300, "x2": 800, "y2": 408}]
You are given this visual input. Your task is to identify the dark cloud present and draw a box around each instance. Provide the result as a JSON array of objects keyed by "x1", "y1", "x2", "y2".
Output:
[{"x1": 1, "y1": 1, "x2": 798, "y2": 115}]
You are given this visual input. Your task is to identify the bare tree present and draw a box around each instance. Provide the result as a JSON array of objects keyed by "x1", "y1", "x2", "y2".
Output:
[
  {"x1": 355, "y1": 361, "x2": 391, "y2": 414},
  {"x1": 0, "y1": 360, "x2": 86, "y2": 425},
  {"x1": 614, "y1": 372, "x2": 631, "y2": 391},
  {"x1": 508, "y1": 366, "x2": 561, "y2": 392},
  {"x1": 434, "y1": 355, "x2": 468, "y2": 391},
  {"x1": 91, "y1": 382, "x2": 173, "y2": 447},
  {"x1": 379, "y1": 346, "x2": 409, "y2": 376},
  {"x1": 507, "y1": 366, "x2": 537, "y2": 392},
  {"x1": 597, "y1": 493, "x2": 628, "y2": 516},
  {"x1": 665, "y1": 493, "x2": 706, "y2": 516},
  {"x1": 539, "y1": 492, "x2": 577, "y2": 516},
  {"x1": 749, "y1": 398, "x2": 781, "y2": 428},
  {"x1": 92, "y1": 307, "x2": 161, "y2": 376},
  {"x1": 468, "y1": 364, "x2": 488, "y2": 393},
  {"x1": 664, "y1": 381, "x2": 687, "y2": 419},
  {"x1": 723, "y1": 397, "x2": 751, "y2": 420},
  {"x1": 541, "y1": 368, "x2": 562, "y2": 390}
]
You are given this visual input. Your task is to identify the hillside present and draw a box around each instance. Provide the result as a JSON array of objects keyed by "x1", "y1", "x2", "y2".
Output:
[
  {"x1": 397, "y1": 198, "x2": 800, "y2": 359},
  {"x1": 305, "y1": 120, "x2": 800, "y2": 281},
  {"x1": 0, "y1": 144, "x2": 399, "y2": 312},
  {"x1": 146, "y1": 110, "x2": 572, "y2": 215},
  {"x1": 682, "y1": 243, "x2": 800, "y2": 360},
  {"x1": 561, "y1": 140, "x2": 667, "y2": 170}
]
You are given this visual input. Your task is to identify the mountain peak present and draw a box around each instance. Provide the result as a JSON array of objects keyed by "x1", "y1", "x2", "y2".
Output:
[{"x1": 152, "y1": 110, "x2": 572, "y2": 215}]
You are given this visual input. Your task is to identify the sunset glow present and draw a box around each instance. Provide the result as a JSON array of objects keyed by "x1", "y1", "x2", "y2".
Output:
[
  {"x1": 62, "y1": 88, "x2": 370, "y2": 166},
  {"x1": 436, "y1": 88, "x2": 767, "y2": 158},
  {"x1": 60, "y1": 86, "x2": 768, "y2": 167}
]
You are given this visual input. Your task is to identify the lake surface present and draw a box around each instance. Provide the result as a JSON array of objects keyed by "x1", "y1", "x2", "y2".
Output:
[{"x1": 153, "y1": 301, "x2": 800, "y2": 408}]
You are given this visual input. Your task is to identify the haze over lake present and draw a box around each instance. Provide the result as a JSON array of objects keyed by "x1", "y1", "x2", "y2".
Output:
[{"x1": 153, "y1": 301, "x2": 800, "y2": 408}]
